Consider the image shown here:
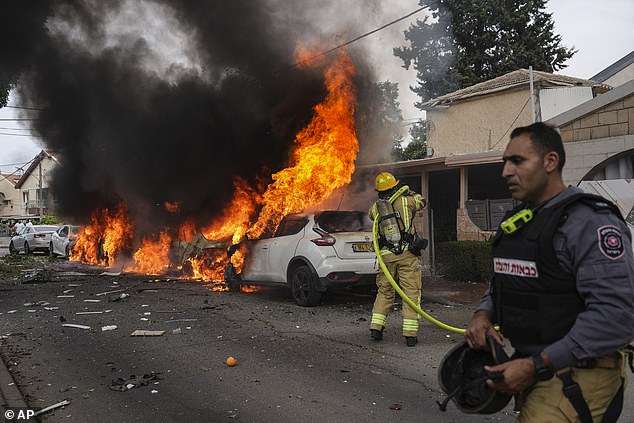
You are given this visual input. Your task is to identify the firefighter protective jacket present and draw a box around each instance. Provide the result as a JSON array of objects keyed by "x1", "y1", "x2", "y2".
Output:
[
  {"x1": 369, "y1": 187, "x2": 426, "y2": 256},
  {"x1": 491, "y1": 193, "x2": 623, "y2": 346}
]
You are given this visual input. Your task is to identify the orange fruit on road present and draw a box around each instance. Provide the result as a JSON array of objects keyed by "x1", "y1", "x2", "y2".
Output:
[{"x1": 226, "y1": 356, "x2": 237, "y2": 367}]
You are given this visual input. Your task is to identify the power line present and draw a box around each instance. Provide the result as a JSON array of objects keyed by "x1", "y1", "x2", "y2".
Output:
[
  {"x1": 4, "y1": 105, "x2": 43, "y2": 111},
  {"x1": 295, "y1": 3, "x2": 437, "y2": 66},
  {"x1": 0, "y1": 132, "x2": 41, "y2": 138},
  {"x1": 489, "y1": 96, "x2": 532, "y2": 150},
  {"x1": 0, "y1": 157, "x2": 35, "y2": 184},
  {"x1": 0, "y1": 160, "x2": 30, "y2": 167},
  {"x1": 0, "y1": 127, "x2": 35, "y2": 131}
]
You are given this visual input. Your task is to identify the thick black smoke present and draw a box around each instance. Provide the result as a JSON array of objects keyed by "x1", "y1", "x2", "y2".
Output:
[{"x1": 5, "y1": 0, "x2": 349, "y2": 236}]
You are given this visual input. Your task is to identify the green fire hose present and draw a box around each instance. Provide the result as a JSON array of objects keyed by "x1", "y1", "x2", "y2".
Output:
[{"x1": 371, "y1": 218, "x2": 467, "y2": 334}]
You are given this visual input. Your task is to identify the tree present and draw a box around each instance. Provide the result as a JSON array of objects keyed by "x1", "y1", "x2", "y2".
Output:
[
  {"x1": 392, "y1": 120, "x2": 428, "y2": 161},
  {"x1": 394, "y1": 0, "x2": 576, "y2": 107},
  {"x1": 355, "y1": 81, "x2": 405, "y2": 163}
]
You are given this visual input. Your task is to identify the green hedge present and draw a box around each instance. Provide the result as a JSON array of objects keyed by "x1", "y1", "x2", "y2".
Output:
[{"x1": 435, "y1": 241, "x2": 493, "y2": 282}]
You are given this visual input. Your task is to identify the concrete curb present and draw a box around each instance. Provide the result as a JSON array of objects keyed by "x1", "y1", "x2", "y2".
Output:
[{"x1": 0, "y1": 351, "x2": 28, "y2": 413}]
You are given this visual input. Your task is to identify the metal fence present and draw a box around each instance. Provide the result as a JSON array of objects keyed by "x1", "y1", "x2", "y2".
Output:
[{"x1": 466, "y1": 199, "x2": 518, "y2": 231}]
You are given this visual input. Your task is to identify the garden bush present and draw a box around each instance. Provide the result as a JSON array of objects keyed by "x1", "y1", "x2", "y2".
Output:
[{"x1": 435, "y1": 240, "x2": 493, "y2": 282}]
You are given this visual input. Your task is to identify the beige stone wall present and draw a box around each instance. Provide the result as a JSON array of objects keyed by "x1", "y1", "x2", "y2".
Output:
[
  {"x1": 426, "y1": 89, "x2": 534, "y2": 157},
  {"x1": 562, "y1": 134, "x2": 634, "y2": 185},
  {"x1": 559, "y1": 94, "x2": 634, "y2": 185},
  {"x1": 456, "y1": 208, "x2": 495, "y2": 241},
  {"x1": 559, "y1": 94, "x2": 634, "y2": 143}
]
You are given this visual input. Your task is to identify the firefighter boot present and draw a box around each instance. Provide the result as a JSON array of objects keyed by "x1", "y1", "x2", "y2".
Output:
[
  {"x1": 405, "y1": 336, "x2": 418, "y2": 347},
  {"x1": 370, "y1": 329, "x2": 383, "y2": 341}
]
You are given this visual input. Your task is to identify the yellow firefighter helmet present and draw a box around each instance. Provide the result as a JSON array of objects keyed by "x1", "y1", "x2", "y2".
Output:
[{"x1": 375, "y1": 172, "x2": 399, "y2": 192}]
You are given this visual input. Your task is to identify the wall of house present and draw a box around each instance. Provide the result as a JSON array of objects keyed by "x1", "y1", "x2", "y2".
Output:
[
  {"x1": 456, "y1": 208, "x2": 495, "y2": 241},
  {"x1": 560, "y1": 94, "x2": 634, "y2": 185},
  {"x1": 426, "y1": 89, "x2": 534, "y2": 157},
  {"x1": 0, "y1": 178, "x2": 20, "y2": 217},
  {"x1": 19, "y1": 157, "x2": 57, "y2": 215},
  {"x1": 603, "y1": 63, "x2": 634, "y2": 88}
]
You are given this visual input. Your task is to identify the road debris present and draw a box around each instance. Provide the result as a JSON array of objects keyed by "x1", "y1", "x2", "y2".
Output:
[
  {"x1": 110, "y1": 373, "x2": 161, "y2": 391},
  {"x1": 33, "y1": 399, "x2": 71, "y2": 416},
  {"x1": 57, "y1": 271, "x2": 87, "y2": 276},
  {"x1": 57, "y1": 295, "x2": 75, "y2": 298},
  {"x1": 109, "y1": 293, "x2": 130, "y2": 302},
  {"x1": 84, "y1": 299, "x2": 101, "y2": 303},
  {"x1": 76, "y1": 311, "x2": 104, "y2": 315},
  {"x1": 389, "y1": 403, "x2": 402, "y2": 410},
  {"x1": 100, "y1": 271, "x2": 122, "y2": 276},
  {"x1": 62, "y1": 324, "x2": 91, "y2": 330},
  {"x1": 130, "y1": 330, "x2": 165, "y2": 336},
  {"x1": 101, "y1": 325, "x2": 118, "y2": 331},
  {"x1": 164, "y1": 318, "x2": 198, "y2": 324},
  {"x1": 44, "y1": 307, "x2": 59, "y2": 310},
  {"x1": 96, "y1": 288, "x2": 126, "y2": 296}
]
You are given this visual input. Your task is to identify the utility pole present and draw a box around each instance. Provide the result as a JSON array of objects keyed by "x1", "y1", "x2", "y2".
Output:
[
  {"x1": 529, "y1": 66, "x2": 536, "y2": 123},
  {"x1": 38, "y1": 161, "x2": 43, "y2": 223}
]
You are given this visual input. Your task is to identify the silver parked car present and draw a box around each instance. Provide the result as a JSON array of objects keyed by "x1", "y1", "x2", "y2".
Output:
[
  {"x1": 50, "y1": 224, "x2": 80, "y2": 258},
  {"x1": 9, "y1": 225, "x2": 59, "y2": 255}
]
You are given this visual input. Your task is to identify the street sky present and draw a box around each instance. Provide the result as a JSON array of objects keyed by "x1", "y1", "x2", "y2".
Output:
[{"x1": 1, "y1": 0, "x2": 632, "y2": 173}]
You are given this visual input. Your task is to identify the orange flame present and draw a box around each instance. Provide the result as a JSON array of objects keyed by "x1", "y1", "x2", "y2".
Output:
[
  {"x1": 164, "y1": 201, "x2": 180, "y2": 213},
  {"x1": 178, "y1": 220, "x2": 197, "y2": 242},
  {"x1": 202, "y1": 178, "x2": 262, "y2": 244},
  {"x1": 248, "y1": 50, "x2": 358, "y2": 237},
  {"x1": 70, "y1": 204, "x2": 132, "y2": 266},
  {"x1": 70, "y1": 50, "x2": 359, "y2": 285},
  {"x1": 186, "y1": 250, "x2": 230, "y2": 291},
  {"x1": 130, "y1": 231, "x2": 172, "y2": 275}
]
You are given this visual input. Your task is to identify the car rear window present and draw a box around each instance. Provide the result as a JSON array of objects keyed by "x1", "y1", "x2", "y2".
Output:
[
  {"x1": 274, "y1": 219, "x2": 307, "y2": 237},
  {"x1": 36, "y1": 226, "x2": 59, "y2": 232},
  {"x1": 316, "y1": 211, "x2": 371, "y2": 233}
]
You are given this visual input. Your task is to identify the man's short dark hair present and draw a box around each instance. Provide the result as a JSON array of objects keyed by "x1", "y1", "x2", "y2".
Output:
[{"x1": 510, "y1": 122, "x2": 566, "y2": 171}]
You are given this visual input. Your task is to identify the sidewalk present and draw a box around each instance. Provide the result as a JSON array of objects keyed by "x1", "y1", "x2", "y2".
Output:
[{"x1": 420, "y1": 275, "x2": 487, "y2": 307}]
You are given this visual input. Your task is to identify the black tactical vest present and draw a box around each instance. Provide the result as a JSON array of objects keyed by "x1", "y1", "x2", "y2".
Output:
[{"x1": 491, "y1": 193, "x2": 622, "y2": 345}]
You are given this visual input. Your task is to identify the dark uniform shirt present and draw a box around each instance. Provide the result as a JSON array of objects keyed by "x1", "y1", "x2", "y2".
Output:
[{"x1": 479, "y1": 186, "x2": 634, "y2": 369}]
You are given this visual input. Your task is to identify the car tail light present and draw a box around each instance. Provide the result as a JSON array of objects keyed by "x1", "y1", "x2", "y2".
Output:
[
  {"x1": 311, "y1": 227, "x2": 336, "y2": 246},
  {"x1": 34, "y1": 233, "x2": 45, "y2": 238}
]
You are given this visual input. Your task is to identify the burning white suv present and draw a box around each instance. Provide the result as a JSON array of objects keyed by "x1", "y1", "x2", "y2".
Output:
[{"x1": 237, "y1": 210, "x2": 378, "y2": 306}]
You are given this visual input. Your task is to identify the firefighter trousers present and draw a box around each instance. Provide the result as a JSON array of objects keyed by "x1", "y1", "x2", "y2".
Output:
[
  {"x1": 516, "y1": 352, "x2": 628, "y2": 422},
  {"x1": 370, "y1": 250, "x2": 422, "y2": 338}
]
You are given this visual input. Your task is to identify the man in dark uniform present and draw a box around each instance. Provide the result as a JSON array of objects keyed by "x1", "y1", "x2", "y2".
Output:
[{"x1": 465, "y1": 122, "x2": 634, "y2": 422}]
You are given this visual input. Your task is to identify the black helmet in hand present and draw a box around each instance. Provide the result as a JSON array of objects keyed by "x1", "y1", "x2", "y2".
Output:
[{"x1": 437, "y1": 337, "x2": 512, "y2": 414}]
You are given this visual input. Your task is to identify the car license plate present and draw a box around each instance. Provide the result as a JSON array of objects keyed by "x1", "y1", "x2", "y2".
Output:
[{"x1": 352, "y1": 242, "x2": 373, "y2": 252}]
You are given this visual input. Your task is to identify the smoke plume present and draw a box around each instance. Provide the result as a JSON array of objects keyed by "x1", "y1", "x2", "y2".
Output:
[{"x1": 2, "y1": 0, "x2": 417, "y2": 236}]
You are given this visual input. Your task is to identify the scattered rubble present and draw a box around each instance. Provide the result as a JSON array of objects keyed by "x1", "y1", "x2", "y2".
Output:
[
  {"x1": 62, "y1": 324, "x2": 91, "y2": 330},
  {"x1": 130, "y1": 330, "x2": 165, "y2": 337},
  {"x1": 109, "y1": 373, "x2": 161, "y2": 392}
]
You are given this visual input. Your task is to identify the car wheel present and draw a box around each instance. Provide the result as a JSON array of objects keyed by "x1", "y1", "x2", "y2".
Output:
[
  {"x1": 24, "y1": 242, "x2": 31, "y2": 255},
  {"x1": 290, "y1": 265, "x2": 322, "y2": 307},
  {"x1": 49, "y1": 242, "x2": 55, "y2": 257},
  {"x1": 65, "y1": 245, "x2": 70, "y2": 259},
  {"x1": 9, "y1": 241, "x2": 17, "y2": 255}
]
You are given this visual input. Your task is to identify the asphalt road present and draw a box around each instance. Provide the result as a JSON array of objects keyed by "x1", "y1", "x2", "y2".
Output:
[{"x1": 0, "y1": 257, "x2": 631, "y2": 422}]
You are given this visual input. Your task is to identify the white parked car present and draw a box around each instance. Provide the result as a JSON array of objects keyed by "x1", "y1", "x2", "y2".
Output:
[
  {"x1": 236, "y1": 210, "x2": 378, "y2": 306},
  {"x1": 50, "y1": 224, "x2": 80, "y2": 258},
  {"x1": 9, "y1": 225, "x2": 59, "y2": 255}
]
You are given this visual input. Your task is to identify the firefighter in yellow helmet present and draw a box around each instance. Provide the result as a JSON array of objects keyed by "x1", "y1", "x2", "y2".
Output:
[{"x1": 369, "y1": 171, "x2": 427, "y2": 346}]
